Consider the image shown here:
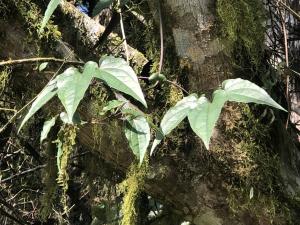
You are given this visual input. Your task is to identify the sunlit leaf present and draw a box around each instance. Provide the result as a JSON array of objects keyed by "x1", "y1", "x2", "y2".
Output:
[
  {"x1": 57, "y1": 62, "x2": 97, "y2": 122},
  {"x1": 40, "y1": 0, "x2": 61, "y2": 32},
  {"x1": 40, "y1": 116, "x2": 57, "y2": 143},
  {"x1": 18, "y1": 79, "x2": 58, "y2": 132},
  {"x1": 125, "y1": 115, "x2": 150, "y2": 165},
  {"x1": 95, "y1": 56, "x2": 147, "y2": 107},
  {"x1": 150, "y1": 94, "x2": 198, "y2": 155},
  {"x1": 60, "y1": 111, "x2": 82, "y2": 124},
  {"x1": 160, "y1": 94, "x2": 198, "y2": 135},
  {"x1": 188, "y1": 90, "x2": 227, "y2": 149},
  {"x1": 39, "y1": 62, "x2": 48, "y2": 72},
  {"x1": 222, "y1": 78, "x2": 286, "y2": 111}
]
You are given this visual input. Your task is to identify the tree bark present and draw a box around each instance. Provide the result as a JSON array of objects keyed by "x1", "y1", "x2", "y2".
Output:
[{"x1": 1, "y1": 1, "x2": 300, "y2": 225}]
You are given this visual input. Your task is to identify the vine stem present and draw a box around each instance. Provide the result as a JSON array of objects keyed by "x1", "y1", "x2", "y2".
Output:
[
  {"x1": 118, "y1": 0, "x2": 129, "y2": 63},
  {"x1": 158, "y1": 0, "x2": 164, "y2": 75},
  {"x1": 275, "y1": 0, "x2": 300, "y2": 21},
  {"x1": 0, "y1": 107, "x2": 17, "y2": 112},
  {"x1": 278, "y1": 5, "x2": 290, "y2": 128},
  {"x1": 138, "y1": 76, "x2": 189, "y2": 95},
  {"x1": 0, "y1": 57, "x2": 84, "y2": 67}
]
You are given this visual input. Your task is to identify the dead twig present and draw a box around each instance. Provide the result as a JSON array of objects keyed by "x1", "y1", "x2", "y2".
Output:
[{"x1": 0, "y1": 57, "x2": 84, "y2": 67}]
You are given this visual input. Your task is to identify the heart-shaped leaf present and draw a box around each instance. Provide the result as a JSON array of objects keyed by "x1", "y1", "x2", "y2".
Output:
[
  {"x1": 222, "y1": 78, "x2": 286, "y2": 111},
  {"x1": 57, "y1": 62, "x2": 97, "y2": 122},
  {"x1": 160, "y1": 94, "x2": 198, "y2": 135},
  {"x1": 95, "y1": 56, "x2": 147, "y2": 107},
  {"x1": 188, "y1": 90, "x2": 227, "y2": 149},
  {"x1": 40, "y1": 116, "x2": 57, "y2": 143},
  {"x1": 125, "y1": 115, "x2": 150, "y2": 165},
  {"x1": 18, "y1": 79, "x2": 58, "y2": 132},
  {"x1": 40, "y1": 0, "x2": 61, "y2": 32},
  {"x1": 150, "y1": 94, "x2": 198, "y2": 155}
]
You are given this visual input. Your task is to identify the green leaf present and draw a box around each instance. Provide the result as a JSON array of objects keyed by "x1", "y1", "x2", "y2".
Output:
[
  {"x1": 149, "y1": 73, "x2": 167, "y2": 83},
  {"x1": 92, "y1": 0, "x2": 114, "y2": 16},
  {"x1": 222, "y1": 78, "x2": 286, "y2": 111},
  {"x1": 125, "y1": 115, "x2": 150, "y2": 165},
  {"x1": 60, "y1": 112, "x2": 70, "y2": 124},
  {"x1": 150, "y1": 94, "x2": 198, "y2": 155},
  {"x1": 18, "y1": 79, "x2": 58, "y2": 132},
  {"x1": 60, "y1": 112, "x2": 82, "y2": 124},
  {"x1": 39, "y1": 62, "x2": 48, "y2": 72},
  {"x1": 57, "y1": 62, "x2": 97, "y2": 122},
  {"x1": 160, "y1": 94, "x2": 198, "y2": 135},
  {"x1": 150, "y1": 130, "x2": 164, "y2": 156},
  {"x1": 122, "y1": 108, "x2": 144, "y2": 118},
  {"x1": 40, "y1": 116, "x2": 57, "y2": 143},
  {"x1": 101, "y1": 100, "x2": 126, "y2": 115},
  {"x1": 187, "y1": 90, "x2": 227, "y2": 149},
  {"x1": 40, "y1": 0, "x2": 61, "y2": 32},
  {"x1": 95, "y1": 56, "x2": 147, "y2": 107}
]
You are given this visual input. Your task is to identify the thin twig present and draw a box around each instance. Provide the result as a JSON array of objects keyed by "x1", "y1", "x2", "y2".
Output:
[
  {"x1": 0, "y1": 207, "x2": 29, "y2": 225},
  {"x1": 276, "y1": 0, "x2": 300, "y2": 21},
  {"x1": 0, "y1": 96, "x2": 38, "y2": 134},
  {"x1": 0, "y1": 165, "x2": 45, "y2": 183},
  {"x1": 158, "y1": 0, "x2": 164, "y2": 75},
  {"x1": 118, "y1": 0, "x2": 129, "y2": 62},
  {"x1": 0, "y1": 107, "x2": 17, "y2": 112},
  {"x1": 290, "y1": 69, "x2": 300, "y2": 78},
  {"x1": 165, "y1": 80, "x2": 189, "y2": 95},
  {"x1": 138, "y1": 76, "x2": 189, "y2": 95},
  {"x1": 0, "y1": 57, "x2": 84, "y2": 67},
  {"x1": 279, "y1": 6, "x2": 290, "y2": 128}
]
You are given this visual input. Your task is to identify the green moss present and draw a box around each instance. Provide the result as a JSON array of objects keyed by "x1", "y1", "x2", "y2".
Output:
[
  {"x1": 89, "y1": 85, "x2": 108, "y2": 146},
  {"x1": 40, "y1": 140, "x2": 58, "y2": 221},
  {"x1": 167, "y1": 84, "x2": 184, "y2": 106},
  {"x1": 217, "y1": 0, "x2": 265, "y2": 66},
  {"x1": 215, "y1": 104, "x2": 291, "y2": 223},
  {"x1": 119, "y1": 159, "x2": 149, "y2": 225},
  {"x1": 0, "y1": 67, "x2": 11, "y2": 94},
  {"x1": 56, "y1": 124, "x2": 78, "y2": 213},
  {"x1": 14, "y1": 0, "x2": 61, "y2": 41}
]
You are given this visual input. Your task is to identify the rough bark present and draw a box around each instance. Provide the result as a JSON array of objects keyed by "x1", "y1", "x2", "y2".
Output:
[{"x1": 1, "y1": 1, "x2": 300, "y2": 225}]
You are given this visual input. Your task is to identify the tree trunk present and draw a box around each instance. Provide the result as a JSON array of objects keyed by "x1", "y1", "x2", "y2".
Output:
[{"x1": 1, "y1": 1, "x2": 300, "y2": 225}]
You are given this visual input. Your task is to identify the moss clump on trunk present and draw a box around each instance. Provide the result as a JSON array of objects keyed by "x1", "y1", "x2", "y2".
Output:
[
  {"x1": 216, "y1": 104, "x2": 293, "y2": 224},
  {"x1": 13, "y1": 0, "x2": 61, "y2": 41},
  {"x1": 56, "y1": 124, "x2": 78, "y2": 213},
  {"x1": 119, "y1": 160, "x2": 148, "y2": 225},
  {"x1": 217, "y1": 0, "x2": 266, "y2": 66},
  {"x1": 0, "y1": 67, "x2": 11, "y2": 94}
]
